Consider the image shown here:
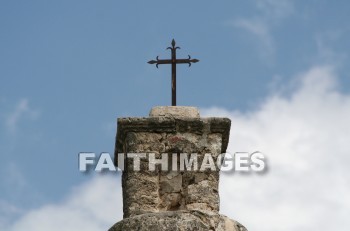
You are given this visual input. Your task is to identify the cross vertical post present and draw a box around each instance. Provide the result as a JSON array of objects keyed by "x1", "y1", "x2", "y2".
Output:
[
  {"x1": 148, "y1": 39, "x2": 199, "y2": 106},
  {"x1": 171, "y1": 40, "x2": 177, "y2": 106}
]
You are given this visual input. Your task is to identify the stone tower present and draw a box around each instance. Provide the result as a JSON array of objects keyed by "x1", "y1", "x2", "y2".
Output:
[{"x1": 109, "y1": 106, "x2": 247, "y2": 231}]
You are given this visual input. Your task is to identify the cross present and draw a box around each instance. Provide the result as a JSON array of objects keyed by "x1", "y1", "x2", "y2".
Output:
[{"x1": 148, "y1": 39, "x2": 199, "y2": 106}]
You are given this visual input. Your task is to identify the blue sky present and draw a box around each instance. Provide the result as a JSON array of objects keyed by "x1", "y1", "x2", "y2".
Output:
[{"x1": 1, "y1": 1, "x2": 350, "y2": 230}]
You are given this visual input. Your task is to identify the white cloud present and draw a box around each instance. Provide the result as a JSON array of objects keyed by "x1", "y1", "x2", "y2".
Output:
[
  {"x1": 5, "y1": 98, "x2": 39, "y2": 134},
  {"x1": 231, "y1": 0, "x2": 296, "y2": 64},
  {"x1": 1, "y1": 163, "x2": 28, "y2": 202},
  {"x1": 2, "y1": 175, "x2": 122, "y2": 231},
  {"x1": 0, "y1": 200, "x2": 23, "y2": 231},
  {"x1": 233, "y1": 19, "x2": 275, "y2": 61},
  {"x1": 256, "y1": 0, "x2": 295, "y2": 19},
  {"x1": 314, "y1": 29, "x2": 348, "y2": 66},
  {"x1": 202, "y1": 65, "x2": 350, "y2": 231}
]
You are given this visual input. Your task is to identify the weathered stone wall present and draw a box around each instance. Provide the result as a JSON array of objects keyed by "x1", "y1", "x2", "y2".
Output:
[
  {"x1": 109, "y1": 107, "x2": 247, "y2": 231},
  {"x1": 116, "y1": 116, "x2": 230, "y2": 218}
]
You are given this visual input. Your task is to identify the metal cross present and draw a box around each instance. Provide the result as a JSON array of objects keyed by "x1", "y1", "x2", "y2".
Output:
[{"x1": 148, "y1": 39, "x2": 199, "y2": 106}]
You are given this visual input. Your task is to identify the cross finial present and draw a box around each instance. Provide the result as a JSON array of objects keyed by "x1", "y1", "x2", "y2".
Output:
[
  {"x1": 148, "y1": 39, "x2": 199, "y2": 106},
  {"x1": 171, "y1": 38, "x2": 176, "y2": 48}
]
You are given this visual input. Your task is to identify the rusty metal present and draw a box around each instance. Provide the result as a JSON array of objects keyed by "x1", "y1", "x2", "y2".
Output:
[{"x1": 148, "y1": 39, "x2": 199, "y2": 106}]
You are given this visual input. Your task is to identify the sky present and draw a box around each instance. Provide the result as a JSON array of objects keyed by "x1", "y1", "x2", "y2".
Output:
[{"x1": 0, "y1": 0, "x2": 350, "y2": 230}]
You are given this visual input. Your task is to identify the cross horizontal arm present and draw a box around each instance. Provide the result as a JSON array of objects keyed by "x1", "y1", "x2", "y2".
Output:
[
  {"x1": 147, "y1": 59, "x2": 172, "y2": 65},
  {"x1": 147, "y1": 58, "x2": 199, "y2": 65},
  {"x1": 175, "y1": 58, "x2": 199, "y2": 64}
]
